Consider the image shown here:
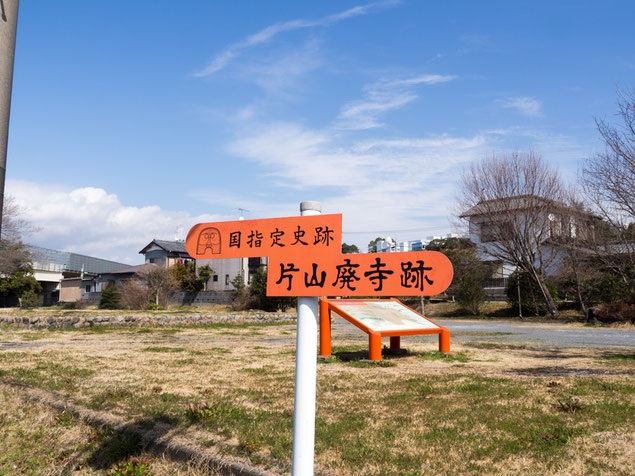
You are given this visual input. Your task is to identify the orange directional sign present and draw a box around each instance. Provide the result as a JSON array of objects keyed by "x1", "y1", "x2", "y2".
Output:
[
  {"x1": 186, "y1": 214, "x2": 342, "y2": 259},
  {"x1": 186, "y1": 214, "x2": 453, "y2": 297},
  {"x1": 267, "y1": 251, "x2": 452, "y2": 296}
]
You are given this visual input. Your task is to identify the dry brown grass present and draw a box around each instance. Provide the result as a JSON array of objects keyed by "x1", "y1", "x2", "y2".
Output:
[{"x1": 0, "y1": 319, "x2": 633, "y2": 475}]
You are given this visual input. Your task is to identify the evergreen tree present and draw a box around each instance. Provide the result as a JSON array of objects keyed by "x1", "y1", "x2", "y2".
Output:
[{"x1": 99, "y1": 285, "x2": 122, "y2": 309}]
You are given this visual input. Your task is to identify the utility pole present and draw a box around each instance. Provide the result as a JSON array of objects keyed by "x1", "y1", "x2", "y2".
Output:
[{"x1": 0, "y1": 0, "x2": 20, "y2": 239}]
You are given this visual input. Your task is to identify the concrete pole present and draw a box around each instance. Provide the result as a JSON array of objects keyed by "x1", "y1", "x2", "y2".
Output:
[
  {"x1": 292, "y1": 200, "x2": 321, "y2": 475},
  {"x1": 0, "y1": 0, "x2": 19, "y2": 238},
  {"x1": 239, "y1": 215, "x2": 249, "y2": 286}
]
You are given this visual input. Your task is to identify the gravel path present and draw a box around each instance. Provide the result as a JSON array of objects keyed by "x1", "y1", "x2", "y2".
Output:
[{"x1": 332, "y1": 317, "x2": 635, "y2": 348}]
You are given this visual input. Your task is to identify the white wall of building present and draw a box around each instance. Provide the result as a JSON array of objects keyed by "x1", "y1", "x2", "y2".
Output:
[{"x1": 197, "y1": 258, "x2": 246, "y2": 292}]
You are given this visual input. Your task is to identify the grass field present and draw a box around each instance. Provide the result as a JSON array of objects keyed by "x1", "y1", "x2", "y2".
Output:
[
  {"x1": 0, "y1": 320, "x2": 633, "y2": 475},
  {"x1": 0, "y1": 300, "x2": 588, "y2": 322}
]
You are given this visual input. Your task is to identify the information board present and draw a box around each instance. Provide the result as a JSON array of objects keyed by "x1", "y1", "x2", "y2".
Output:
[{"x1": 334, "y1": 300, "x2": 440, "y2": 332}]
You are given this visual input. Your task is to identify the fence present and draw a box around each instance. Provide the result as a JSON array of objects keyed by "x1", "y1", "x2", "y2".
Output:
[{"x1": 481, "y1": 278, "x2": 509, "y2": 289}]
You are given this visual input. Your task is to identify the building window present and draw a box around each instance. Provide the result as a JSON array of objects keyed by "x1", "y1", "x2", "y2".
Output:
[
  {"x1": 225, "y1": 274, "x2": 230, "y2": 285},
  {"x1": 85, "y1": 285, "x2": 91, "y2": 293},
  {"x1": 213, "y1": 275, "x2": 218, "y2": 282},
  {"x1": 480, "y1": 223, "x2": 496, "y2": 242}
]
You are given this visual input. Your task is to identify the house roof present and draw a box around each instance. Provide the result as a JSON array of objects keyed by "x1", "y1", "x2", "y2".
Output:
[
  {"x1": 139, "y1": 239, "x2": 189, "y2": 255},
  {"x1": 460, "y1": 195, "x2": 600, "y2": 219},
  {"x1": 105, "y1": 263, "x2": 157, "y2": 275}
]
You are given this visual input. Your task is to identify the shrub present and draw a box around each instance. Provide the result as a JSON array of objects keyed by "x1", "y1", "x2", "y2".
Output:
[
  {"x1": 229, "y1": 274, "x2": 258, "y2": 310},
  {"x1": 455, "y1": 276, "x2": 487, "y2": 315},
  {"x1": 170, "y1": 261, "x2": 209, "y2": 293},
  {"x1": 59, "y1": 300, "x2": 87, "y2": 310},
  {"x1": 582, "y1": 272, "x2": 632, "y2": 305},
  {"x1": 107, "y1": 457, "x2": 151, "y2": 476},
  {"x1": 597, "y1": 298, "x2": 635, "y2": 324},
  {"x1": 120, "y1": 279, "x2": 152, "y2": 310},
  {"x1": 438, "y1": 246, "x2": 491, "y2": 314},
  {"x1": 20, "y1": 290, "x2": 39, "y2": 309},
  {"x1": 506, "y1": 271, "x2": 558, "y2": 316},
  {"x1": 249, "y1": 268, "x2": 296, "y2": 312},
  {"x1": 99, "y1": 285, "x2": 122, "y2": 309}
]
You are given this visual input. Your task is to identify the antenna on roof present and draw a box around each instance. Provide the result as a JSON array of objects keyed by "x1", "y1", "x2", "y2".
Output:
[
  {"x1": 237, "y1": 208, "x2": 249, "y2": 220},
  {"x1": 175, "y1": 225, "x2": 183, "y2": 241}
]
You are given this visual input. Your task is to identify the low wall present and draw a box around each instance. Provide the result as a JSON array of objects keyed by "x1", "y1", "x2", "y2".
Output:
[
  {"x1": 171, "y1": 291, "x2": 232, "y2": 305},
  {"x1": 0, "y1": 312, "x2": 296, "y2": 329},
  {"x1": 80, "y1": 291, "x2": 233, "y2": 306}
]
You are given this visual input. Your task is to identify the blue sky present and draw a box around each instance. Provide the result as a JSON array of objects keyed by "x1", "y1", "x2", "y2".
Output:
[{"x1": 6, "y1": 0, "x2": 634, "y2": 263}]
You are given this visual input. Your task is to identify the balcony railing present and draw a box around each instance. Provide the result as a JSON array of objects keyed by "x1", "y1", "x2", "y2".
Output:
[{"x1": 482, "y1": 278, "x2": 508, "y2": 289}]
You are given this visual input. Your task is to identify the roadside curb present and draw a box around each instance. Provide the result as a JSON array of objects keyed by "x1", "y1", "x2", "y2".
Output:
[{"x1": 0, "y1": 381, "x2": 279, "y2": 476}]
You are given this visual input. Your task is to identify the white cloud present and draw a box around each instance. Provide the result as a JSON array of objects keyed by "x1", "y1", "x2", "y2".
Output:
[
  {"x1": 335, "y1": 73, "x2": 457, "y2": 130},
  {"x1": 388, "y1": 74, "x2": 457, "y2": 87},
  {"x1": 194, "y1": 1, "x2": 399, "y2": 77},
  {"x1": 226, "y1": 121, "x2": 492, "y2": 250},
  {"x1": 500, "y1": 96, "x2": 543, "y2": 117},
  {"x1": 7, "y1": 180, "x2": 226, "y2": 264},
  {"x1": 244, "y1": 38, "x2": 324, "y2": 94}
]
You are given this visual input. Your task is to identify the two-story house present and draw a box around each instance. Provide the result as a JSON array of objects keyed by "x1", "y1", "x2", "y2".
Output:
[
  {"x1": 460, "y1": 195, "x2": 600, "y2": 285},
  {"x1": 139, "y1": 239, "x2": 266, "y2": 292}
]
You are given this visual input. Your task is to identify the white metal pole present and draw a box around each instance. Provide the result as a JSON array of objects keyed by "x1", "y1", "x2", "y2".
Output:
[{"x1": 292, "y1": 200, "x2": 321, "y2": 475}]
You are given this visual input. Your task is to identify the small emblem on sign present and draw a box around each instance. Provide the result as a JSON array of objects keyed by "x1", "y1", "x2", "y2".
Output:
[{"x1": 197, "y1": 227, "x2": 221, "y2": 255}]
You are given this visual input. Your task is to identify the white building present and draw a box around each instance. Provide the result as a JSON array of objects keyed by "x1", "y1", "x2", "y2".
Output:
[
  {"x1": 139, "y1": 239, "x2": 266, "y2": 292},
  {"x1": 376, "y1": 233, "x2": 463, "y2": 253},
  {"x1": 460, "y1": 195, "x2": 600, "y2": 279}
]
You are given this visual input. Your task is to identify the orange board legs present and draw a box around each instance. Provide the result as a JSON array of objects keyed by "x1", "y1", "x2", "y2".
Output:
[
  {"x1": 439, "y1": 328, "x2": 450, "y2": 354},
  {"x1": 389, "y1": 336, "x2": 400, "y2": 350},
  {"x1": 319, "y1": 299, "x2": 331, "y2": 357},
  {"x1": 369, "y1": 334, "x2": 382, "y2": 361}
]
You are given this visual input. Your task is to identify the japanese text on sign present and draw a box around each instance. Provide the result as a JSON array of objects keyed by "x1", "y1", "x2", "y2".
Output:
[
  {"x1": 186, "y1": 214, "x2": 452, "y2": 296},
  {"x1": 186, "y1": 214, "x2": 342, "y2": 259},
  {"x1": 266, "y1": 251, "x2": 452, "y2": 297}
]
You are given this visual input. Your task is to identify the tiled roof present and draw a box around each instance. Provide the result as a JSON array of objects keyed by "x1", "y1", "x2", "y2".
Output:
[
  {"x1": 106, "y1": 264, "x2": 157, "y2": 275},
  {"x1": 460, "y1": 195, "x2": 599, "y2": 219},
  {"x1": 139, "y1": 239, "x2": 189, "y2": 255}
]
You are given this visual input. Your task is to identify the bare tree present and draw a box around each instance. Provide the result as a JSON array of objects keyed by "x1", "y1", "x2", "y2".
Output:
[
  {"x1": 119, "y1": 278, "x2": 152, "y2": 310},
  {"x1": 554, "y1": 192, "x2": 602, "y2": 314},
  {"x1": 0, "y1": 195, "x2": 35, "y2": 275},
  {"x1": 458, "y1": 151, "x2": 564, "y2": 316},
  {"x1": 582, "y1": 89, "x2": 635, "y2": 283},
  {"x1": 138, "y1": 266, "x2": 178, "y2": 308}
]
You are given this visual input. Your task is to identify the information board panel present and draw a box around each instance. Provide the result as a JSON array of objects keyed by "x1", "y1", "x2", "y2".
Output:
[{"x1": 334, "y1": 300, "x2": 440, "y2": 332}]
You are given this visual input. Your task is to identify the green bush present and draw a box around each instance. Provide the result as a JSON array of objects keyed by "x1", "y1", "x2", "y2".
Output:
[
  {"x1": 455, "y1": 276, "x2": 487, "y2": 315},
  {"x1": 229, "y1": 274, "x2": 258, "y2": 310},
  {"x1": 506, "y1": 271, "x2": 558, "y2": 316},
  {"x1": 170, "y1": 261, "x2": 210, "y2": 293},
  {"x1": 99, "y1": 285, "x2": 122, "y2": 309},
  {"x1": 582, "y1": 272, "x2": 633, "y2": 305},
  {"x1": 20, "y1": 290, "x2": 39, "y2": 309},
  {"x1": 249, "y1": 268, "x2": 296, "y2": 312},
  {"x1": 107, "y1": 457, "x2": 151, "y2": 476}
]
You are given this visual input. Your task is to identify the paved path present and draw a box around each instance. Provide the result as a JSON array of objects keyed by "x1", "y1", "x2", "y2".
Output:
[{"x1": 332, "y1": 317, "x2": 635, "y2": 348}]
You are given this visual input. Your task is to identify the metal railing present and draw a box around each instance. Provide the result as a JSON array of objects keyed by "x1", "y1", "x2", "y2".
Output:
[{"x1": 481, "y1": 278, "x2": 509, "y2": 289}]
